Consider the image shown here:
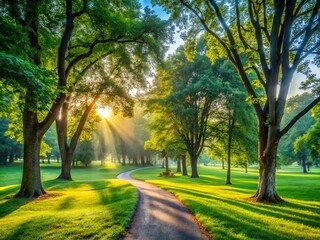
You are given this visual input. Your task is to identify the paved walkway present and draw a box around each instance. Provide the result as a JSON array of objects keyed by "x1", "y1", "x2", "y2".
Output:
[{"x1": 117, "y1": 168, "x2": 209, "y2": 240}]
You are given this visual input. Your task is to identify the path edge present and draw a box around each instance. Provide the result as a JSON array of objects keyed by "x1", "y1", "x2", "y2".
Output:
[{"x1": 117, "y1": 167, "x2": 213, "y2": 240}]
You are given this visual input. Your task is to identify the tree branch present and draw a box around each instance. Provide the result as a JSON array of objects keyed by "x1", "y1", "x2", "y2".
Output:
[
  {"x1": 247, "y1": 0, "x2": 270, "y2": 78},
  {"x1": 79, "y1": 52, "x2": 112, "y2": 76},
  {"x1": 280, "y1": 96, "x2": 320, "y2": 137},
  {"x1": 180, "y1": 0, "x2": 236, "y2": 64},
  {"x1": 293, "y1": 1, "x2": 320, "y2": 68},
  {"x1": 65, "y1": 33, "x2": 147, "y2": 78},
  {"x1": 69, "y1": 95, "x2": 100, "y2": 152},
  {"x1": 252, "y1": 65, "x2": 267, "y2": 90}
]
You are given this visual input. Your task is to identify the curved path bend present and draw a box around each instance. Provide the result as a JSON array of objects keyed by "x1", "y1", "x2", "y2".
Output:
[{"x1": 118, "y1": 168, "x2": 209, "y2": 240}]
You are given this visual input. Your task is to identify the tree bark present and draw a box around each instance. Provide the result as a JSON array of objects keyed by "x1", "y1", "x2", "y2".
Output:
[
  {"x1": 226, "y1": 112, "x2": 235, "y2": 184},
  {"x1": 165, "y1": 156, "x2": 169, "y2": 172},
  {"x1": 57, "y1": 96, "x2": 98, "y2": 180},
  {"x1": 190, "y1": 151, "x2": 199, "y2": 178},
  {"x1": 302, "y1": 156, "x2": 307, "y2": 174},
  {"x1": 176, "y1": 158, "x2": 181, "y2": 172},
  {"x1": 252, "y1": 123, "x2": 284, "y2": 203},
  {"x1": 181, "y1": 155, "x2": 188, "y2": 176},
  {"x1": 56, "y1": 98, "x2": 71, "y2": 180},
  {"x1": 15, "y1": 111, "x2": 45, "y2": 198}
]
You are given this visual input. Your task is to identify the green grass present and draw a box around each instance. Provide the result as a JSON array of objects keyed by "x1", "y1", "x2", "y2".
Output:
[
  {"x1": 132, "y1": 165, "x2": 320, "y2": 240},
  {"x1": 0, "y1": 162, "x2": 138, "y2": 240}
]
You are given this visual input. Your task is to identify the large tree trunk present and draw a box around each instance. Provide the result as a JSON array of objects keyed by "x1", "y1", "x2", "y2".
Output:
[
  {"x1": 15, "y1": 111, "x2": 45, "y2": 198},
  {"x1": 182, "y1": 155, "x2": 188, "y2": 176},
  {"x1": 190, "y1": 159, "x2": 198, "y2": 178},
  {"x1": 58, "y1": 150, "x2": 73, "y2": 180},
  {"x1": 252, "y1": 124, "x2": 284, "y2": 203},
  {"x1": 190, "y1": 151, "x2": 199, "y2": 178}
]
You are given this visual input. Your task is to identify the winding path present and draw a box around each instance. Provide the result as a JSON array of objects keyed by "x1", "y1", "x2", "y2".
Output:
[{"x1": 117, "y1": 168, "x2": 209, "y2": 240}]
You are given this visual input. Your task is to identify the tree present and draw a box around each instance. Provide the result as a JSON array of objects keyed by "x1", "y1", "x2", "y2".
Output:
[
  {"x1": 55, "y1": 4, "x2": 169, "y2": 180},
  {"x1": 213, "y1": 58, "x2": 257, "y2": 184},
  {"x1": 156, "y1": 0, "x2": 320, "y2": 202},
  {"x1": 294, "y1": 136, "x2": 309, "y2": 173},
  {"x1": 73, "y1": 140, "x2": 95, "y2": 167},
  {"x1": 1, "y1": 0, "x2": 85, "y2": 197},
  {"x1": 147, "y1": 41, "x2": 225, "y2": 177},
  {"x1": 0, "y1": 0, "x2": 170, "y2": 196},
  {"x1": 0, "y1": 118, "x2": 23, "y2": 165},
  {"x1": 294, "y1": 104, "x2": 320, "y2": 169},
  {"x1": 278, "y1": 93, "x2": 316, "y2": 165}
]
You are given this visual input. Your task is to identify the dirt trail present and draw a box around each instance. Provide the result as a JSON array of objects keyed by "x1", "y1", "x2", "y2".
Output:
[{"x1": 118, "y1": 168, "x2": 210, "y2": 240}]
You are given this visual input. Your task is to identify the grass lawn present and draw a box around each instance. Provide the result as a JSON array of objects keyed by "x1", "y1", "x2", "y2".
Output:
[
  {"x1": 132, "y1": 165, "x2": 320, "y2": 240},
  {"x1": 0, "y1": 162, "x2": 138, "y2": 240}
]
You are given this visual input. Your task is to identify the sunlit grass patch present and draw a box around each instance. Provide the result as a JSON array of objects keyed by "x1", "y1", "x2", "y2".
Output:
[
  {"x1": 132, "y1": 166, "x2": 320, "y2": 240},
  {"x1": 0, "y1": 163, "x2": 137, "y2": 240}
]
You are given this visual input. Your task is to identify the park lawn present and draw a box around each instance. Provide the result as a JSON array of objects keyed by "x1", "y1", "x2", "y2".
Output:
[
  {"x1": 0, "y1": 162, "x2": 137, "y2": 240},
  {"x1": 132, "y1": 165, "x2": 320, "y2": 240}
]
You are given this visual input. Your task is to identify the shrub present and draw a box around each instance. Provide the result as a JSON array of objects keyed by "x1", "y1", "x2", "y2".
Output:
[{"x1": 159, "y1": 170, "x2": 174, "y2": 177}]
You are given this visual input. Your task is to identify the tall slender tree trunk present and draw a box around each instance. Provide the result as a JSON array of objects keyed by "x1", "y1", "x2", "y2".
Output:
[
  {"x1": 15, "y1": 111, "x2": 45, "y2": 197},
  {"x1": 226, "y1": 112, "x2": 235, "y2": 185},
  {"x1": 122, "y1": 152, "x2": 126, "y2": 166},
  {"x1": 57, "y1": 96, "x2": 98, "y2": 180},
  {"x1": 176, "y1": 158, "x2": 181, "y2": 172},
  {"x1": 226, "y1": 157, "x2": 231, "y2": 184},
  {"x1": 165, "y1": 156, "x2": 169, "y2": 172},
  {"x1": 181, "y1": 154, "x2": 188, "y2": 176},
  {"x1": 245, "y1": 161, "x2": 248, "y2": 173},
  {"x1": 57, "y1": 98, "x2": 71, "y2": 180},
  {"x1": 302, "y1": 156, "x2": 307, "y2": 173},
  {"x1": 222, "y1": 160, "x2": 225, "y2": 169}
]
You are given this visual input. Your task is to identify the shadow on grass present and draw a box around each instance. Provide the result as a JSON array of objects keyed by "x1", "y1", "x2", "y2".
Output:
[
  {"x1": 165, "y1": 186, "x2": 320, "y2": 238},
  {"x1": 186, "y1": 199, "x2": 294, "y2": 240},
  {"x1": 0, "y1": 197, "x2": 30, "y2": 218}
]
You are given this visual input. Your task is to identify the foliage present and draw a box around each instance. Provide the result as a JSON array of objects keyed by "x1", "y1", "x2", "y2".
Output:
[
  {"x1": 154, "y1": 0, "x2": 320, "y2": 202},
  {"x1": 0, "y1": 118, "x2": 23, "y2": 164},
  {"x1": 294, "y1": 104, "x2": 320, "y2": 166},
  {"x1": 146, "y1": 40, "x2": 226, "y2": 177},
  {"x1": 73, "y1": 141, "x2": 95, "y2": 167},
  {"x1": 206, "y1": 58, "x2": 258, "y2": 170},
  {"x1": 279, "y1": 93, "x2": 316, "y2": 165}
]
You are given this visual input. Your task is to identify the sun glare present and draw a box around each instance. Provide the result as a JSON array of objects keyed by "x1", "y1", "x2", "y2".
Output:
[{"x1": 97, "y1": 107, "x2": 112, "y2": 119}]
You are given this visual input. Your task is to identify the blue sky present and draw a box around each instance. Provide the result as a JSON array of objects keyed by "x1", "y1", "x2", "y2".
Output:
[
  {"x1": 140, "y1": 0, "x2": 169, "y2": 20},
  {"x1": 139, "y1": 0, "x2": 184, "y2": 55}
]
